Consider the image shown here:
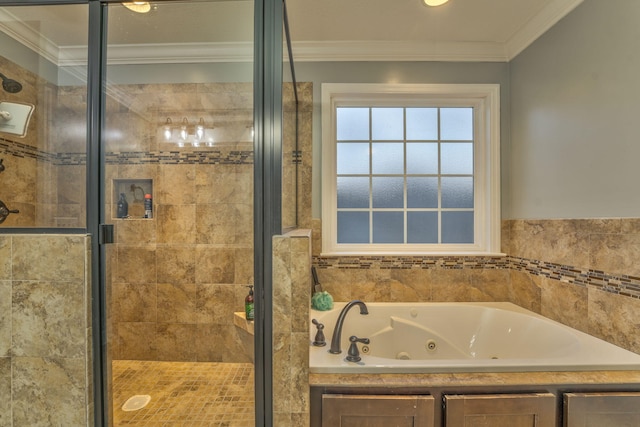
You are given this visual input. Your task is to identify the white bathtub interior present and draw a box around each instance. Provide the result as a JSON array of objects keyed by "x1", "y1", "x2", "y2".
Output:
[{"x1": 309, "y1": 302, "x2": 640, "y2": 373}]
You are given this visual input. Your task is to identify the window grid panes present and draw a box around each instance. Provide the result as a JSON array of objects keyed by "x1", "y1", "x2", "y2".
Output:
[{"x1": 336, "y1": 106, "x2": 474, "y2": 245}]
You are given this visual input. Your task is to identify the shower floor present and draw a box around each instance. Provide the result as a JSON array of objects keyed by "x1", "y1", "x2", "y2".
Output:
[{"x1": 112, "y1": 360, "x2": 254, "y2": 427}]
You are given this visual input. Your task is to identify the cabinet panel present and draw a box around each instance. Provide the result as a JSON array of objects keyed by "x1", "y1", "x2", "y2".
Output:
[
  {"x1": 565, "y1": 392, "x2": 640, "y2": 427},
  {"x1": 445, "y1": 393, "x2": 556, "y2": 427},
  {"x1": 322, "y1": 394, "x2": 435, "y2": 427}
]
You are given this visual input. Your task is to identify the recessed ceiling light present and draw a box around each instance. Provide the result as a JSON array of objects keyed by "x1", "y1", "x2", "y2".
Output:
[
  {"x1": 123, "y1": 2, "x2": 151, "y2": 14},
  {"x1": 423, "y1": 0, "x2": 450, "y2": 6}
]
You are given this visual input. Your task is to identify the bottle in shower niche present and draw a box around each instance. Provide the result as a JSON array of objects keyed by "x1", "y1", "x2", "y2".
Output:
[
  {"x1": 144, "y1": 193, "x2": 153, "y2": 218},
  {"x1": 245, "y1": 285, "x2": 254, "y2": 321},
  {"x1": 116, "y1": 193, "x2": 128, "y2": 218}
]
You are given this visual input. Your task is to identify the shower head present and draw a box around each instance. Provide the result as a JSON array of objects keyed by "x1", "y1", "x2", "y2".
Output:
[{"x1": 0, "y1": 72, "x2": 23, "y2": 94}]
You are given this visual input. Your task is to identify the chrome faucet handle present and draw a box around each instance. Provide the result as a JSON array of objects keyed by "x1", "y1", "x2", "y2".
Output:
[
  {"x1": 346, "y1": 335, "x2": 370, "y2": 362},
  {"x1": 311, "y1": 319, "x2": 326, "y2": 347}
]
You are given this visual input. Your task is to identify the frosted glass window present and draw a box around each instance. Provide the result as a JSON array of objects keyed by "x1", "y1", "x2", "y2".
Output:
[
  {"x1": 442, "y1": 211, "x2": 474, "y2": 243},
  {"x1": 372, "y1": 108, "x2": 403, "y2": 140},
  {"x1": 441, "y1": 108, "x2": 473, "y2": 141},
  {"x1": 407, "y1": 143, "x2": 438, "y2": 174},
  {"x1": 372, "y1": 177, "x2": 404, "y2": 208},
  {"x1": 324, "y1": 86, "x2": 500, "y2": 254},
  {"x1": 406, "y1": 108, "x2": 438, "y2": 140},
  {"x1": 373, "y1": 212, "x2": 404, "y2": 243},
  {"x1": 407, "y1": 177, "x2": 438, "y2": 208},
  {"x1": 337, "y1": 143, "x2": 370, "y2": 174},
  {"x1": 337, "y1": 108, "x2": 369, "y2": 140},
  {"x1": 407, "y1": 212, "x2": 438, "y2": 243},
  {"x1": 441, "y1": 143, "x2": 473, "y2": 175},
  {"x1": 372, "y1": 143, "x2": 403, "y2": 174},
  {"x1": 337, "y1": 177, "x2": 369, "y2": 208},
  {"x1": 338, "y1": 212, "x2": 370, "y2": 243},
  {"x1": 441, "y1": 177, "x2": 473, "y2": 208}
]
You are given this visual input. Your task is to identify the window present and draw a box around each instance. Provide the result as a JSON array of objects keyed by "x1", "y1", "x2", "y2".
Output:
[{"x1": 321, "y1": 84, "x2": 501, "y2": 255}]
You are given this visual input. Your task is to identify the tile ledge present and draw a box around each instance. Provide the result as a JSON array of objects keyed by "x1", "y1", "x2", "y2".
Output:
[{"x1": 234, "y1": 311, "x2": 254, "y2": 335}]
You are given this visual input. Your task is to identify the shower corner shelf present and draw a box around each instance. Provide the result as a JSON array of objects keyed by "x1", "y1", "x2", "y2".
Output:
[{"x1": 112, "y1": 178, "x2": 154, "y2": 220}]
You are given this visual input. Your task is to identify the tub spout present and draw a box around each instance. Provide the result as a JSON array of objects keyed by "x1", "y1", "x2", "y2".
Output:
[{"x1": 329, "y1": 300, "x2": 368, "y2": 354}]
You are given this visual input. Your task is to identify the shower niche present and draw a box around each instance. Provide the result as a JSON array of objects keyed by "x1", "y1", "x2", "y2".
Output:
[{"x1": 112, "y1": 178, "x2": 153, "y2": 219}]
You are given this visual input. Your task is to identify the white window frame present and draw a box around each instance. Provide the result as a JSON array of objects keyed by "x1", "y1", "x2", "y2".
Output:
[{"x1": 321, "y1": 83, "x2": 502, "y2": 256}]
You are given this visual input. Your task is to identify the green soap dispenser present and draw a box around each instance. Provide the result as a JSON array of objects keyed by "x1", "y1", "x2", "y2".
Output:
[{"x1": 245, "y1": 285, "x2": 254, "y2": 321}]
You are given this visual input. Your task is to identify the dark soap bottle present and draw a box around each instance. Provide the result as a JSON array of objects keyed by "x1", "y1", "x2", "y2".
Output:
[{"x1": 117, "y1": 193, "x2": 128, "y2": 218}]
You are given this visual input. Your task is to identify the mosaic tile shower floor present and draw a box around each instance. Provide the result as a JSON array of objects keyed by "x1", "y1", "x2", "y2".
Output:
[{"x1": 112, "y1": 360, "x2": 255, "y2": 427}]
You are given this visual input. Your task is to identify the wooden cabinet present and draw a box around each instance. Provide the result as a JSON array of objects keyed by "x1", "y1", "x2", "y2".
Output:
[
  {"x1": 321, "y1": 394, "x2": 435, "y2": 427},
  {"x1": 313, "y1": 388, "x2": 640, "y2": 427},
  {"x1": 444, "y1": 393, "x2": 557, "y2": 427},
  {"x1": 564, "y1": 392, "x2": 640, "y2": 427}
]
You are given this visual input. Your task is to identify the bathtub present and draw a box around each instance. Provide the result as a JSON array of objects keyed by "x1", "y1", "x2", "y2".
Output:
[{"x1": 309, "y1": 302, "x2": 640, "y2": 373}]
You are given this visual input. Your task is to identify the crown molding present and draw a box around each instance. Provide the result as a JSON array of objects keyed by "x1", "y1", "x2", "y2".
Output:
[
  {"x1": 59, "y1": 42, "x2": 254, "y2": 66},
  {"x1": 0, "y1": 8, "x2": 59, "y2": 65},
  {"x1": 505, "y1": 0, "x2": 584, "y2": 60},
  {"x1": 287, "y1": 40, "x2": 508, "y2": 62},
  {"x1": 1, "y1": 0, "x2": 583, "y2": 65}
]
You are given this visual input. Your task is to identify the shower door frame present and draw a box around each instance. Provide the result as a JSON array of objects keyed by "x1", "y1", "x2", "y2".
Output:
[{"x1": 0, "y1": 0, "x2": 283, "y2": 425}]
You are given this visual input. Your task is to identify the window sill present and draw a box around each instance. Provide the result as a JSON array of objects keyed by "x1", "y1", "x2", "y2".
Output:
[{"x1": 319, "y1": 251, "x2": 507, "y2": 257}]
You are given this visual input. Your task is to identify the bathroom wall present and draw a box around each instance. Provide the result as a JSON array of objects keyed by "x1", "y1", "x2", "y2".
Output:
[
  {"x1": 508, "y1": 0, "x2": 640, "y2": 219},
  {"x1": 0, "y1": 53, "x2": 87, "y2": 228},
  {"x1": 0, "y1": 234, "x2": 93, "y2": 426},
  {"x1": 295, "y1": 61, "x2": 510, "y2": 219},
  {"x1": 105, "y1": 82, "x2": 255, "y2": 362},
  {"x1": 308, "y1": 0, "x2": 640, "y2": 358},
  {"x1": 504, "y1": 0, "x2": 640, "y2": 354},
  {"x1": 0, "y1": 55, "x2": 40, "y2": 226}
]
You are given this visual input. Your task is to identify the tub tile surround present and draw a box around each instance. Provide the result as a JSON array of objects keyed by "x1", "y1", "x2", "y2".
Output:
[
  {"x1": 312, "y1": 218, "x2": 640, "y2": 355},
  {"x1": 0, "y1": 234, "x2": 93, "y2": 427}
]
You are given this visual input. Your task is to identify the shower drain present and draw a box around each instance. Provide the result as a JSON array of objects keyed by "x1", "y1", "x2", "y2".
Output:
[{"x1": 122, "y1": 395, "x2": 151, "y2": 412}]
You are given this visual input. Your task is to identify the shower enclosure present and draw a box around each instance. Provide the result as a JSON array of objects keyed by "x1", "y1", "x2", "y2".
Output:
[
  {"x1": 0, "y1": 0, "x2": 290, "y2": 425},
  {"x1": 102, "y1": 2, "x2": 257, "y2": 425}
]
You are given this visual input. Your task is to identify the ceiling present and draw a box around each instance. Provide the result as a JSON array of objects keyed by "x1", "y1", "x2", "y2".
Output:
[{"x1": 0, "y1": 0, "x2": 584, "y2": 64}]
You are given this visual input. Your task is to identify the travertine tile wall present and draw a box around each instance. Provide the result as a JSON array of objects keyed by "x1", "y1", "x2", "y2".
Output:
[
  {"x1": 505, "y1": 218, "x2": 640, "y2": 354},
  {"x1": 0, "y1": 234, "x2": 93, "y2": 427},
  {"x1": 272, "y1": 230, "x2": 311, "y2": 427},
  {"x1": 106, "y1": 82, "x2": 255, "y2": 363},
  {"x1": 0, "y1": 55, "x2": 87, "y2": 229},
  {"x1": 0, "y1": 55, "x2": 40, "y2": 227}
]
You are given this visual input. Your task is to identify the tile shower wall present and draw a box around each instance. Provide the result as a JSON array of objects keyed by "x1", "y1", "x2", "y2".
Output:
[
  {"x1": 106, "y1": 82, "x2": 255, "y2": 363},
  {"x1": 0, "y1": 234, "x2": 93, "y2": 427},
  {"x1": 0, "y1": 55, "x2": 87, "y2": 229},
  {"x1": 0, "y1": 55, "x2": 40, "y2": 227}
]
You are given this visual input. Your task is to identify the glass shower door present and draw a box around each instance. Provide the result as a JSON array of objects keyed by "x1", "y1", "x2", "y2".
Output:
[{"x1": 102, "y1": 2, "x2": 255, "y2": 425}]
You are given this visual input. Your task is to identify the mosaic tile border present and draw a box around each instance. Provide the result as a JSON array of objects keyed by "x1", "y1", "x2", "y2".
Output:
[
  {"x1": 314, "y1": 255, "x2": 510, "y2": 270},
  {"x1": 0, "y1": 137, "x2": 54, "y2": 163},
  {"x1": 105, "y1": 150, "x2": 254, "y2": 165},
  {"x1": 509, "y1": 256, "x2": 640, "y2": 299},
  {"x1": 313, "y1": 255, "x2": 640, "y2": 300},
  {"x1": 0, "y1": 138, "x2": 254, "y2": 165}
]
